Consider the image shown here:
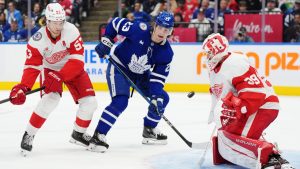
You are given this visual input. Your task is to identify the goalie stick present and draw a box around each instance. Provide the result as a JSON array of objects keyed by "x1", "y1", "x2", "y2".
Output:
[
  {"x1": 0, "y1": 86, "x2": 45, "y2": 104},
  {"x1": 107, "y1": 56, "x2": 207, "y2": 149}
]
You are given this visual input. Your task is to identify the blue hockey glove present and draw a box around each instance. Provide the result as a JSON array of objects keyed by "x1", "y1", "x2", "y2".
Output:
[
  {"x1": 149, "y1": 95, "x2": 164, "y2": 114},
  {"x1": 95, "y1": 36, "x2": 114, "y2": 58}
]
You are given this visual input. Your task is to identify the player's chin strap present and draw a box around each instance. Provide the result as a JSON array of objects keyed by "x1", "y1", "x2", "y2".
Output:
[{"x1": 105, "y1": 55, "x2": 207, "y2": 149}]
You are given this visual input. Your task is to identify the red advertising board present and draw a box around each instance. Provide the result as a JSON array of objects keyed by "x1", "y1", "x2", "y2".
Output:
[
  {"x1": 168, "y1": 28, "x2": 197, "y2": 42},
  {"x1": 224, "y1": 14, "x2": 283, "y2": 42}
]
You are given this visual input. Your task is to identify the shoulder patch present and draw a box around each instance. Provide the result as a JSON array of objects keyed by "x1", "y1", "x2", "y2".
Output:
[
  {"x1": 33, "y1": 32, "x2": 42, "y2": 41},
  {"x1": 139, "y1": 23, "x2": 147, "y2": 31}
]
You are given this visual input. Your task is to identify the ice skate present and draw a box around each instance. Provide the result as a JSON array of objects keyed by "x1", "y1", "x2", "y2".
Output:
[
  {"x1": 262, "y1": 154, "x2": 294, "y2": 169},
  {"x1": 20, "y1": 131, "x2": 34, "y2": 157},
  {"x1": 88, "y1": 131, "x2": 109, "y2": 153},
  {"x1": 69, "y1": 130, "x2": 92, "y2": 147},
  {"x1": 142, "y1": 126, "x2": 167, "y2": 145}
]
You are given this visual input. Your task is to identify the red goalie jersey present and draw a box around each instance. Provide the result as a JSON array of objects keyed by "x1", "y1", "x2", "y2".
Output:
[
  {"x1": 203, "y1": 33, "x2": 293, "y2": 169},
  {"x1": 209, "y1": 51, "x2": 279, "y2": 137},
  {"x1": 21, "y1": 22, "x2": 85, "y2": 90}
]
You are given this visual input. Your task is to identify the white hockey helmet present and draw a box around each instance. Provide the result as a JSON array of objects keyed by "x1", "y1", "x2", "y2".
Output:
[
  {"x1": 202, "y1": 33, "x2": 229, "y2": 70},
  {"x1": 45, "y1": 3, "x2": 66, "y2": 21}
]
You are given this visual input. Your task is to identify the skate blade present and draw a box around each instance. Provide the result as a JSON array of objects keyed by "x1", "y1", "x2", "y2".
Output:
[
  {"x1": 281, "y1": 163, "x2": 295, "y2": 169},
  {"x1": 88, "y1": 144, "x2": 107, "y2": 153},
  {"x1": 20, "y1": 149, "x2": 30, "y2": 157},
  {"x1": 69, "y1": 138, "x2": 89, "y2": 147},
  {"x1": 142, "y1": 138, "x2": 167, "y2": 145}
]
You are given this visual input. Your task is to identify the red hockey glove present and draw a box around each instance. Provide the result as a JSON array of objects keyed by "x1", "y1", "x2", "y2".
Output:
[
  {"x1": 43, "y1": 71, "x2": 63, "y2": 94},
  {"x1": 10, "y1": 84, "x2": 30, "y2": 105},
  {"x1": 221, "y1": 92, "x2": 244, "y2": 122}
]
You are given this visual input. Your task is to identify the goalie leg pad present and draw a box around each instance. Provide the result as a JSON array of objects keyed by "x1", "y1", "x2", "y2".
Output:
[
  {"x1": 212, "y1": 136, "x2": 230, "y2": 165},
  {"x1": 218, "y1": 130, "x2": 276, "y2": 168}
]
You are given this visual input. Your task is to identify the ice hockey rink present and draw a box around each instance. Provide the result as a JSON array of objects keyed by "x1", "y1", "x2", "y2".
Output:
[{"x1": 0, "y1": 91, "x2": 299, "y2": 169}]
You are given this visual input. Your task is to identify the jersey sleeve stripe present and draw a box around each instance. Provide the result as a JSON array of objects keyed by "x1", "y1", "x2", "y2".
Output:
[
  {"x1": 150, "y1": 79, "x2": 165, "y2": 85},
  {"x1": 116, "y1": 18, "x2": 125, "y2": 33},
  {"x1": 112, "y1": 17, "x2": 118, "y2": 31},
  {"x1": 238, "y1": 88, "x2": 266, "y2": 95},
  {"x1": 151, "y1": 72, "x2": 167, "y2": 79},
  {"x1": 24, "y1": 65, "x2": 43, "y2": 70},
  {"x1": 69, "y1": 54, "x2": 84, "y2": 62}
]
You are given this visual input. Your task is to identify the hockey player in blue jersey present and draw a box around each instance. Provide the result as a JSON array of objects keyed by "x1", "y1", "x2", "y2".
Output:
[{"x1": 88, "y1": 11, "x2": 174, "y2": 152}]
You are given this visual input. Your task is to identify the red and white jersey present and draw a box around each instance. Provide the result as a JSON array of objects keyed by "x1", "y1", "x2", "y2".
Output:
[
  {"x1": 21, "y1": 22, "x2": 84, "y2": 88},
  {"x1": 208, "y1": 52, "x2": 279, "y2": 126}
]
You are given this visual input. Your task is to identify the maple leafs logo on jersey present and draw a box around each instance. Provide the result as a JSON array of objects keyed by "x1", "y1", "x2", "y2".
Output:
[
  {"x1": 211, "y1": 83, "x2": 223, "y2": 99},
  {"x1": 128, "y1": 54, "x2": 151, "y2": 74}
]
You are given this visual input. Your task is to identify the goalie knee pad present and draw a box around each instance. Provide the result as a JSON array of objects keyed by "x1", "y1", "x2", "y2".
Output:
[{"x1": 74, "y1": 96, "x2": 98, "y2": 132}]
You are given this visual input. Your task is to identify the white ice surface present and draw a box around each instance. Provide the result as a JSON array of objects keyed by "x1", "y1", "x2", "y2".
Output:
[{"x1": 0, "y1": 91, "x2": 299, "y2": 169}]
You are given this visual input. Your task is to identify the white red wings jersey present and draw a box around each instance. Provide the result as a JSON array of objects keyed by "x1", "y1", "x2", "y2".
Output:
[
  {"x1": 208, "y1": 52, "x2": 279, "y2": 125},
  {"x1": 21, "y1": 22, "x2": 84, "y2": 88}
]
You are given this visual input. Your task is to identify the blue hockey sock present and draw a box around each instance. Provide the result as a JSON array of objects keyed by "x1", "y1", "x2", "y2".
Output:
[{"x1": 96, "y1": 95, "x2": 128, "y2": 134}]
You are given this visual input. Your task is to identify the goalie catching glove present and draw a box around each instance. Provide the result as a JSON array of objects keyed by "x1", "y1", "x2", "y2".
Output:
[{"x1": 95, "y1": 36, "x2": 114, "y2": 58}]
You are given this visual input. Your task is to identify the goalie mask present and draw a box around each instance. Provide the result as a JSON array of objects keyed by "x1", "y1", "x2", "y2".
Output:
[{"x1": 202, "y1": 33, "x2": 229, "y2": 70}]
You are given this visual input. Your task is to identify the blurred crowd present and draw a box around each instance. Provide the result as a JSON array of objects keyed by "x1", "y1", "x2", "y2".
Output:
[
  {"x1": 1, "y1": 0, "x2": 300, "y2": 42},
  {"x1": 113, "y1": 0, "x2": 300, "y2": 42},
  {"x1": 0, "y1": 0, "x2": 92, "y2": 42}
]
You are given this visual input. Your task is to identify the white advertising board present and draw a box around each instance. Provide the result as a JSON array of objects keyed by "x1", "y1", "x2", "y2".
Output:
[{"x1": 0, "y1": 43, "x2": 299, "y2": 95}]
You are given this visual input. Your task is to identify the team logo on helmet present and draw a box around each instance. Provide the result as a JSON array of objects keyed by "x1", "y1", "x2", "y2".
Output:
[
  {"x1": 33, "y1": 32, "x2": 42, "y2": 41},
  {"x1": 155, "y1": 12, "x2": 174, "y2": 28}
]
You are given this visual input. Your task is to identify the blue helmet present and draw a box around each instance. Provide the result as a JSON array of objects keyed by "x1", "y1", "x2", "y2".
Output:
[{"x1": 155, "y1": 11, "x2": 174, "y2": 28}]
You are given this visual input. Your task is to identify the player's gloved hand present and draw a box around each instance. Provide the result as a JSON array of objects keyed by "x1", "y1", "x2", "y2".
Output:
[
  {"x1": 149, "y1": 95, "x2": 164, "y2": 114},
  {"x1": 221, "y1": 91, "x2": 244, "y2": 121},
  {"x1": 10, "y1": 84, "x2": 30, "y2": 105},
  {"x1": 95, "y1": 36, "x2": 114, "y2": 58},
  {"x1": 43, "y1": 71, "x2": 63, "y2": 94}
]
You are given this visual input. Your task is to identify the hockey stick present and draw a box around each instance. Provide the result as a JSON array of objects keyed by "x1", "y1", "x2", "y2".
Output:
[
  {"x1": 0, "y1": 86, "x2": 45, "y2": 104},
  {"x1": 107, "y1": 56, "x2": 207, "y2": 149},
  {"x1": 198, "y1": 125, "x2": 217, "y2": 166}
]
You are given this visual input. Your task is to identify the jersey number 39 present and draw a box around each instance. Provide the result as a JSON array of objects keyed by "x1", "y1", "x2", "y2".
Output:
[{"x1": 244, "y1": 74, "x2": 261, "y2": 85}]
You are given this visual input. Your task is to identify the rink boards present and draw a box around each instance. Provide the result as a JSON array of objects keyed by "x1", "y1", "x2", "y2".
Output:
[{"x1": 0, "y1": 43, "x2": 299, "y2": 95}]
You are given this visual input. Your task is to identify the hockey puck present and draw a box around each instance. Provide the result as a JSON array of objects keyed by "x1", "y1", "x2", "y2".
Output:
[{"x1": 187, "y1": 91, "x2": 195, "y2": 98}]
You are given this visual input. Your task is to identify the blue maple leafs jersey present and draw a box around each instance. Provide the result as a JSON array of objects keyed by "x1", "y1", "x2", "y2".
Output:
[{"x1": 104, "y1": 17, "x2": 174, "y2": 96}]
